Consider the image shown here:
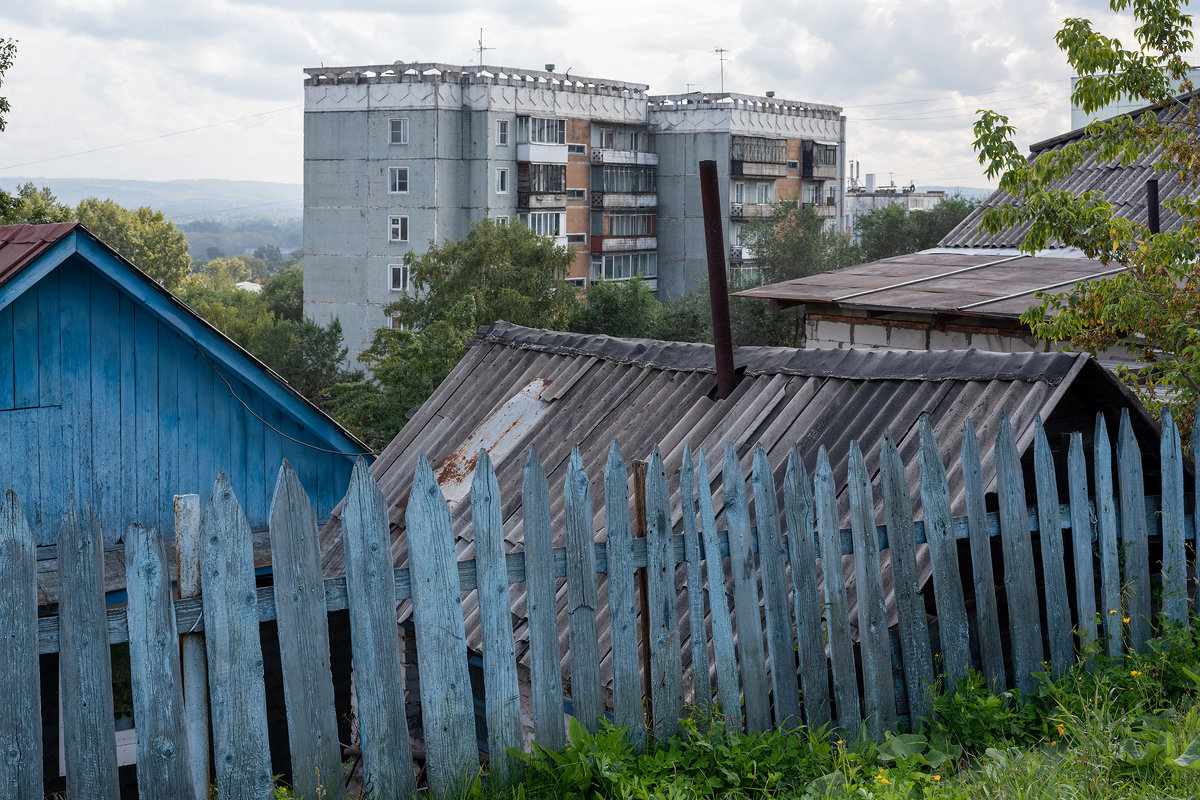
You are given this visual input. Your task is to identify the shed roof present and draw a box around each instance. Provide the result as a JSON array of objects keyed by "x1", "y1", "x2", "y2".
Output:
[{"x1": 318, "y1": 322, "x2": 1161, "y2": 682}]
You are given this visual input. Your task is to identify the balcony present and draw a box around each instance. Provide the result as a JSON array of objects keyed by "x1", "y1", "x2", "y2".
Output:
[
  {"x1": 803, "y1": 201, "x2": 837, "y2": 219},
  {"x1": 731, "y1": 160, "x2": 788, "y2": 178},
  {"x1": 590, "y1": 235, "x2": 657, "y2": 254},
  {"x1": 590, "y1": 149, "x2": 658, "y2": 166},
  {"x1": 516, "y1": 142, "x2": 569, "y2": 164},
  {"x1": 810, "y1": 164, "x2": 837, "y2": 180},
  {"x1": 590, "y1": 192, "x2": 658, "y2": 210},
  {"x1": 518, "y1": 191, "x2": 568, "y2": 210},
  {"x1": 729, "y1": 245, "x2": 755, "y2": 262},
  {"x1": 730, "y1": 202, "x2": 775, "y2": 220}
]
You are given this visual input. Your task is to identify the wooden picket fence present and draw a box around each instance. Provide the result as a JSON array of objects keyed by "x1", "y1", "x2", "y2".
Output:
[{"x1": 1, "y1": 408, "x2": 1198, "y2": 800}]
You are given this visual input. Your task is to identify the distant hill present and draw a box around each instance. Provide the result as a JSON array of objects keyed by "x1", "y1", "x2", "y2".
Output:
[{"x1": 0, "y1": 177, "x2": 302, "y2": 222}]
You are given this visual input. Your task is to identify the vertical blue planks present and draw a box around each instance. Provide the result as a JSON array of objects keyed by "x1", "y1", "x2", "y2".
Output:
[
  {"x1": 134, "y1": 306, "x2": 160, "y2": 545},
  {"x1": 995, "y1": 416, "x2": 1044, "y2": 694},
  {"x1": 521, "y1": 447, "x2": 565, "y2": 751},
  {"x1": 201, "y1": 475, "x2": 273, "y2": 800},
  {"x1": 0, "y1": 491, "x2": 42, "y2": 800},
  {"x1": 1094, "y1": 414, "x2": 1122, "y2": 657},
  {"x1": 57, "y1": 502, "x2": 119, "y2": 800},
  {"x1": 36, "y1": 270, "x2": 61, "y2": 407},
  {"x1": 61, "y1": 266, "x2": 93, "y2": 526},
  {"x1": 11, "y1": 291, "x2": 38, "y2": 408},
  {"x1": 723, "y1": 444, "x2": 771, "y2": 733},
  {"x1": 694, "y1": 449, "x2": 741, "y2": 724},
  {"x1": 407, "y1": 457, "x2": 477, "y2": 795},
  {"x1": 782, "y1": 446, "x2": 830, "y2": 730},
  {"x1": 606, "y1": 442, "x2": 646, "y2": 749},
  {"x1": 125, "y1": 523, "x2": 193, "y2": 800},
  {"x1": 1117, "y1": 410, "x2": 1151, "y2": 651},
  {"x1": 0, "y1": 303, "x2": 13, "y2": 411},
  {"x1": 341, "y1": 460, "x2": 414, "y2": 799},
  {"x1": 1159, "y1": 407, "x2": 1187, "y2": 627},
  {"x1": 471, "y1": 451, "x2": 522, "y2": 780},
  {"x1": 815, "y1": 448, "x2": 860, "y2": 735},
  {"x1": 847, "y1": 442, "x2": 896, "y2": 739},
  {"x1": 174, "y1": 493, "x2": 210, "y2": 800},
  {"x1": 751, "y1": 445, "x2": 801, "y2": 729},
  {"x1": 1032, "y1": 421, "x2": 1073, "y2": 675},
  {"x1": 90, "y1": 277, "x2": 121, "y2": 540},
  {"x1": 1067, "y1": 434, "x2": 1098, "y2": 658},
  {"x1": 563, "y1": 448, "x2": 604, "y2": 732},
  {"x1": 645, "y1": 446, "x2": 684, "y2": 738},
  {"x1": 678, "y1": 444, "x2": 711, "y2": 720},
  {"x1": 269, "y1": 462, "x2": 343, "y2": 800}
]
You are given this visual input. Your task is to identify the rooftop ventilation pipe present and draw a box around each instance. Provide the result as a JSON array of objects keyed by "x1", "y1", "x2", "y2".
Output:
[
  {"x1": 1146, "y1": 178, "x2": 1160, "y2": 234},
  {"x1": 699, "y1": 159, "x2": 737, "y2": 399}
]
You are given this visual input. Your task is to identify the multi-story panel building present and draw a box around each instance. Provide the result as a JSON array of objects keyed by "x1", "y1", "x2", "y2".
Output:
[{"x1": 304, "y1": 63, "x2": 844, "y2": 363}]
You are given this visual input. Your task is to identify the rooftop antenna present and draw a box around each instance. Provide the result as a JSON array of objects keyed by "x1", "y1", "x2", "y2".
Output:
[
  {"x1": 714, "y1": 47, "x2": 728, "y2": 93},
  {"x1": 476, "y1": 28, "x2": 495, "y2": 67}
]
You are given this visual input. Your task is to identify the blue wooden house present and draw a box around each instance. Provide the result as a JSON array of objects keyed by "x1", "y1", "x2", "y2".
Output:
[{"x1": 0, "y1": 223, "x2": 368, "y2": 557}]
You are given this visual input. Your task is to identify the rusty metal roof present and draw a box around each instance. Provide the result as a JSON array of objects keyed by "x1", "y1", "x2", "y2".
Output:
[
  {"x1": 317, "y1": 322, "x2": 1162, "y2": 687},
  {"x1": 0, "y1": 223, "x2": 78, "y2": 287}
]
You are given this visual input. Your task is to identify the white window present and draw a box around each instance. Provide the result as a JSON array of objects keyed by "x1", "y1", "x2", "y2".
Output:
[
  {"x1": 390, "y1": 264, "x2": 411, "y2": 293},
  {"x1": 566, "y1": 233, "x2": 587, "y2": 245},
  {"x1": 494, "y1": 215, "x2": 509, "y2": 226},
  {"x1": 600, "y1": 128, "x2": 615, "y2": 148},
  {"x1": 497, "y1": 120, "x2": 509, "y2": 146},
  {"x1": 388, "y1": 215, "x2": 408, "y2": 242},
  {"x1": 390, "y1": 316, "x2": 409, "y2": 330},
  {"x1": 590, "y1": 252, "x2": 658, "y2": 281},
  {"x1": 733, "y1": 182, "x2": 745, "y2": 204},
  {"x1": 567, "y1": 188, "x2": 586, "y2": 201},
  {"x1": 787, "y1": 159, "x2": 800, "y2": 170},
  {"x1": 567, "y1": 143, "x2": 587, "y2": 156},
  {"x1": 756, "y1": 183, "x2": 772, "y2": 205},
  {"x1": 527, "y1": 211, "x2": 562, "y2": 237},
  {"x1": 519, "y1": 116, "x2": 567, "y2": 144},
  {"x1": 389, "y1": 166, "x2": 409, "y2": 194},
  {"x1": 390, "y1": 118, "x2": 409, "y2": 145},
  {"x1": 566, "y1": 277, "x2": 587, "y2": 290},
  {"x1": 496, "y1": 168, "x2": 509, "y2": 194}
]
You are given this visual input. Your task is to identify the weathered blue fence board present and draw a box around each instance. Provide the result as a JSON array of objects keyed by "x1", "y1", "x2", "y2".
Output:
[
  {"x1": 782, "y1": 447, "x2": 831, "y2": 729},
  {"x1": 751, "y1": 445, "x2": 801, "y2": 729},
  {"x1": 1066, "y1": 434, "x2": 1098, "y2": 658},
  {"x1": 408, "y1": 457, "x2": 478, "y2": 796},
  {"x1": 678, "y1": 445, "x2": 711, "y2": 719},
  {"x1": 564, "y1": 448, "x2": 604, "y2": 733},
  {"x1": 693, "y1": 448, "x2": 741, "y2": 722},
  {"x1": 995, "y1": 417, "x2": 1045, "y2": 695},
  {"x1": 58, "y1": 503, "x2": 120, "y2": 800},
  {"x1": 646, "y1": 447, "x2": 685, "y2": 738},
  {"x1": 268, "y1": 462, "x2": 343, "y2": 800},
  {"x1": 1159, "y1": 407, "x2": 1188, "y2": 627},
  {"x1": 0, "y1": 491, "x2": 42, "y2": 800},
  {"x1": 341, "y1": 460, "x2": 414, "y2": 800},
  {"x1": 962, "y1": 420, "x2": 1005, "y2": 689},
  {"x1": 125, "y1": 523, "x2": 194, "y2": 800},
  {"x1": 1094, "y1": 414, "x2": 1123, "y2": 657},
  {"x1": 1033, "y1": 422, "x2": 1073, "y2": 676},
  {"x1": 723, "y1": 444, "x2": 771, "y2": 733},
  {"x1": 471, "y1": 451, "x2": 522, "y2": 780},
  {"x1": 1118, "y1": 410, "x2": 1152, "y2": 651},
  {"x1": 522, "y1": 447, "x2": 566, "y2": 751},
  {"x1": 200, "y1": 476, "x2": 273, "y2": 800},
  {"x1": 605, "y1": 442, "x2": 645, "y2": 749},
  {"x1": 848, "y1": 443, "x2": 896, "y2": 739},
  {"x1": 816, "y1": 448, "x2": 861, "y2": 735}
]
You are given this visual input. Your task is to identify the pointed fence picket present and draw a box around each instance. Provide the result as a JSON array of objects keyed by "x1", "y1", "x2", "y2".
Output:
[{"x1": 5, "y1": 409, "x2": 1200, "y2": 799}]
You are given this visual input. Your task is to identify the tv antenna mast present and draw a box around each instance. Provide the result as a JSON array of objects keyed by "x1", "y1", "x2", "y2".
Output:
[
  {"x1": 714, "y1": 47, "x2": 728, "y2": 93},
  {"x1": 477, "y1": 28, "x2": 495, "y2": 67}
]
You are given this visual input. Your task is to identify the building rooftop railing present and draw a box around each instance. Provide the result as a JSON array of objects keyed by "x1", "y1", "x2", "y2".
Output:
[
  {"x1": 646, "y1": 92, "x2": 842, "y2": 119},
  {"x1": 304, "y1": 62, "x2": 650, "y2": 97}
]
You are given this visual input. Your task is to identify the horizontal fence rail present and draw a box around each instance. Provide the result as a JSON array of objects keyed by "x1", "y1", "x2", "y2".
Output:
[{"x1": 2, "y1": 409, "x2": 1198, "y2": 799}]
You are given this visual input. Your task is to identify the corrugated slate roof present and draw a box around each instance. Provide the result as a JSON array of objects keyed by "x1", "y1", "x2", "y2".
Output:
[{"x1": 318, "y1": 322, "x2": 1161, "y2": 687}]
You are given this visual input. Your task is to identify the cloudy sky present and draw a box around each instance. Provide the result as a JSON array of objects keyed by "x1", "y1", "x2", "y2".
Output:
[{"x1": 0, "y1": 0, "x2": 1145, "y2": 191}]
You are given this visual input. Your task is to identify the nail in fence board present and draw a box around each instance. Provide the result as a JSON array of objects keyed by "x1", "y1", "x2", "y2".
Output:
[
  {"x1": 58, "y1": 502, "x2": 120, "y2": 800},
  {"x1": 751, "y1": 445, "x2": 801, "y2": 729},
  {"x1": 268, "y1": 462, "x2": 343, "y2": 800},
  {"x1": 848, "y1": 443, "x2": 896, "y2": 739},
  {"x1": 646, "y1": 447, "x2": 684, "y2": 739},
  {"x1": 1094, "y1": 414, "x2": 1123, "y2": 656},
  {"x1": 678, "y1": 445, "x2": 712, "y2": 719},
  {"x1": 605, "y1": 442, "x2": 646, "y2": 749},
  {"x1": 522, "y1": 447, "x2": 566, "y2": 751},
  {"x1": 341, "y1": 460, "x2": 415, "y2": 799},
  {"x1": 815, "y1": 448, "x2": 861, "y2": 735},
  {"x1": 1, "y1": 491, "x2": 42, "y2": 800},
  {"x1": 1159, "y1": 407, "x2": 1188, "y2": 627},
  {"x1": 200, "y1": 475, "x2": 272, "y2": 800},
  {"x1": 693, "y1": 448, "x2": 742, "y2": 724},
  {"x1": 471, "y1": 451, "x2": 522, "y2": 780},
  {"x1": 782, "y1": 447, "x2": 830, "y2": 729},
  {"x1": 962, "y1": 420, "x2": 1005, "y2": 689},
  {"x1": 1117, "y1": 410, "x2": 1152, "y2": 651},
  {"x1": 1032, "y1": 422, "x2": 1074, "y2": 676},
  {"x1": 1066, "y1": 434, "x2": 1098, "y2": 658},
  {"x1": 125, "y1": 523, "x2": 194, "y2": 800},
  {"x1": 887, "y1": 428, "x2": 934, "y2": 722},
  {"x1": 407, "y1": 457, "x2": 477, "y2": 796},
  {"x1": 564, "y1": 448, "x2": 604, "y2": 732},
  {"x1": 995, "y1": 416, "x2": 1045, "y2": 695},
  {"x1": 723, "y1": 444, "x2": 771, "y2": 733}
]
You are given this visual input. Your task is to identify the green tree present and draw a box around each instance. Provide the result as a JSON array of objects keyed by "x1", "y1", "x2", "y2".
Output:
[
  {"x1": 254, "y1": 244, "x2": 283, "y2": 264},
  {"x1": 76, "y1": 198, "x2": 191, "y2": 290},
  {"x1": 856, "y1": 195, "x2": 979, "y2": 262},
  {"x1": 570, "y1": 277, "x2": 664, "y2": 339},
  {"x1": 0, "y1": 38, "x2": 17, "y2": 222},
  {"x1": 0, "y1": 182, "x2": 73, "y2": 225},
  {"x1": 973, "y1": 0, "x2": 1199, "y2": 427},
  {"x1": 261, "y1": 267, "x2": 303, "y2": 321}
]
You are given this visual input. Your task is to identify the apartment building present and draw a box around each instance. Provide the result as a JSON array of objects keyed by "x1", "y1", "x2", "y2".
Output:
[{"x1": 303, "y1": 62, "x2": 845, "y2": 363}]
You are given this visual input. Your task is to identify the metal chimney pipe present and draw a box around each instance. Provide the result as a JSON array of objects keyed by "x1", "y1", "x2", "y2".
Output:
[
  {"x1": 699, "y1": 159, "x2": 736, "y2": 399},
  {"x1": 1146, "y1": 178, "x2": 1160, "y2": 234}
]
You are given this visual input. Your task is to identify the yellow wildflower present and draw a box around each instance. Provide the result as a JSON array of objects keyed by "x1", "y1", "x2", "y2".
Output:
[
  {"x1": 1122, "y1": 616, "x2": 1131, "y2": 624},
  {"x1": 933, "y1": 775, "x2": 941, "y2": 782},
  {"x1": 1056, "y1": 724, "x2": 1065, "y2": 736},
  {"x1": 877, "y1": 776, "x2": 890, "y2": 784},
  {"x1": 1131, "y1": 670, "x2": 1141, "y2": 677}
]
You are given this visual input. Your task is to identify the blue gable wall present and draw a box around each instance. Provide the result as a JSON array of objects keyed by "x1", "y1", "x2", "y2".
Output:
[{"x1": 0, "y1": 243, "x2": 362, "y2": 546}]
